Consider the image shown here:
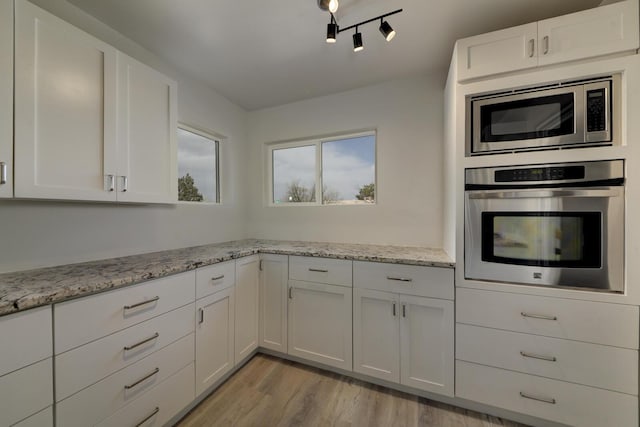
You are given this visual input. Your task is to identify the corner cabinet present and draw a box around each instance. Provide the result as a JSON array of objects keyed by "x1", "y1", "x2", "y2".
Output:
[
  {"x1": 457, "y1": 0, "x2": 639, "y2": 81},
  {"x1": 259, "y1": 254, "x2": 289, "y2": 353},
  {"x1": 234, "y1": 255, "x2": 259, "y2": 364},
  {"x1": 0, "y1": 0, "x2": 13, "y2": 198},
  {"x1": 14, "y1": 0, "x2": 177, "y2": 203}
]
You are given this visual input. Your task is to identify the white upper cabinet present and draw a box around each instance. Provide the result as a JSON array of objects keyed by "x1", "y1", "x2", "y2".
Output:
[
  {"x1": 457, "y1": 0, "x2": 639, "y2": 81},
  {"x1": 14, "y1": 0, "x2": 118, "y2": 201},
  {"x1": 0, "y1": 0, "x2": 13, "y2": 198},
  {"x1": 116, "y1": 52, "x2": 177, "y2": 203},
  {"x1": 14, "y1": 0, "x2": 177, "y2": 203}
]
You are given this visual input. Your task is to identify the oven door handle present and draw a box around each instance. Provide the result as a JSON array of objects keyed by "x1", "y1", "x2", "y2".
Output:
[{"x1": 467, "y1": 188, "x2": 621, "y2": 199}]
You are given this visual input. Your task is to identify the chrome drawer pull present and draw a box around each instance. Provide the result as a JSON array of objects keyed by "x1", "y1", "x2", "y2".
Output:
[
  {"x1": 125, "y1": 367, "x2": 160, "y2": 390},
  {"x1": 0, "y1": 162, "x2": 6, "y2": 185},
  {"x1": 124, "y1": 332, "x2": 159, "y2": 351},
  {"x1": 135, "y1": 407, "x2": 160, "y2": 427},
  {"x1": 542, "y1": 35, "x2": 549, "y2": 55},
  {"x1": 520, "y1": 351, "x2": 557, "y2": 362},
  {"x1": 124, "y1": 296, "x2": 160, "y2": 311},
  {"x1": 521, "y1": 312, "x2": 557, "y2": 321},
  {"x1": 519, "y1": 391, "x2": 556, "y2": 405},
  {"x1": 107, "y1": 174, "x2": 115, "y2": 192},
  {"x1": 308, "y1": 268, "x2": 329, "y2": 273},
  {"x1": 211, "y1": 274, "x2": 225, "y2": 281},
  {"x1": 528, "y1": 38, "x2": 535, "y2": 58},
  {"x1": 386, "y1": 276, "x2": 413, "y2": 282}
]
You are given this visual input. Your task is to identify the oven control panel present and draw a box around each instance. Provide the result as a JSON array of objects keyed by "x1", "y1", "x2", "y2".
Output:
[{"x1": 495, "y1": 165, "x2": 585, "y2": 182}]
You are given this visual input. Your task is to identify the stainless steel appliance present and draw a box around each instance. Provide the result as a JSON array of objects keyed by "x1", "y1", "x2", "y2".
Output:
[
  {"x1": 467, "y1": 75, "x2": 620, "y2": 155},
  {"x1": 465, "y1": 160, "x2": 624, "y2": 292}
]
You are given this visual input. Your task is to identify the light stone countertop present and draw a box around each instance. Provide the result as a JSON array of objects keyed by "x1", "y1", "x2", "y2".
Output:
[{"x1": 0, "y1": 239, "x2": 454, "y2": 316}]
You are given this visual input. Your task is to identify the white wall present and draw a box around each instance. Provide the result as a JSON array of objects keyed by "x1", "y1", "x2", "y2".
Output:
[
  {"x1": 0, "y1": 0, "x2": 248, "y2": 273},
  {"x1": 245, "y1": 74, "x2": 446, "y2": 247}
]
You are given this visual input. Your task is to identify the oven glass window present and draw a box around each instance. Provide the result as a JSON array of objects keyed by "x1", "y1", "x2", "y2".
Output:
[
  {"x1": 480, "y1": 93, "x2": 575, "y2": 143},
  {"x1": 481, "y1": 212, "x2": 601, "y2": 268}
]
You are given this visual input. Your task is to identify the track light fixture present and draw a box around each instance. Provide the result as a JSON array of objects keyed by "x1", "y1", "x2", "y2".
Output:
[
  {"x1": 317, "y1": 0, "x2": 339, "y2": 13},
  {"x1": 322, "y1": 8, "x2": 403, "y2": 52}
]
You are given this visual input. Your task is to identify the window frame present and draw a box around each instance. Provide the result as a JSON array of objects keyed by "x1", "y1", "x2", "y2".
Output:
[
  {"x1": 177, "y1": 123, "x2": 222, "y2": 205},
  {"x1": 266, "y1": 130, "x2": 377, "y2": 207}
]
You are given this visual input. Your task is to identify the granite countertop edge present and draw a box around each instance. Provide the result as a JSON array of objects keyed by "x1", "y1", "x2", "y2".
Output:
[{"x1": 0, "y1": 239, "x2": 454, "y2": 317}]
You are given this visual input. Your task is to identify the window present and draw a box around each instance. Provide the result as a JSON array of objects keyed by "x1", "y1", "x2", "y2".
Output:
[
  {"x1": 177, "y1": 125, "x2": 220, "y2": 203},
  {"x1": 268, "y1": 131, "x2": 376, "y2": 205}
]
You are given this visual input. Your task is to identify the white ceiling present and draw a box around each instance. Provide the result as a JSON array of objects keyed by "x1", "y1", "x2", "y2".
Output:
[{"x1": 67, "y1": 0, "x2": 602, "y2": 110}]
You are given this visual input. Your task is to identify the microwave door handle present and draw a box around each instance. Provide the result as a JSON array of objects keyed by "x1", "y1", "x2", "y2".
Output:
[{"x1": 468, "y1": 188, "x2": 621, "y2": 199}]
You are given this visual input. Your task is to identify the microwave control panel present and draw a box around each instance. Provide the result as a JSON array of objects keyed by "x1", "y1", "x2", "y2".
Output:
[{"x1": 586, "y1": 88, "x2": 607, "y2": 132}]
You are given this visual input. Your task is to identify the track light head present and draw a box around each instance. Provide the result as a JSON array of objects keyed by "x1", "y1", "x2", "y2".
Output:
[
  {"x1": 326, "y1": 22, "x2": 337, "y2": 43},
  {"x1": 353, "y1": 30, "x2": 363, "y2": 52},
  {"x1": 318, "y1": 0, "x2": 339, "y2": 13},
  {"x1": 379, "y1": 20, "x2": 396, "y2": 41}
]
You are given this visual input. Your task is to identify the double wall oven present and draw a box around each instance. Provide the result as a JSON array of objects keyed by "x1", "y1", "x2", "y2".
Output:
[{"x1": 465, "y1": 160, "x2": 624, "y2": 292}]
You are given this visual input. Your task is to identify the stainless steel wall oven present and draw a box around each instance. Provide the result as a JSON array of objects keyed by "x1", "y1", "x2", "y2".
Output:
[{"x1": 464, "y1": 160, "x2": 624, "y2": 292}]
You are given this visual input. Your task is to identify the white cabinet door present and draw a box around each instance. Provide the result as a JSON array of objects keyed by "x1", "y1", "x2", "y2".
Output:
[
  {"x1": 400, "y1": 295, "x2": 454, "y2": 396},
  {"x1": 288, "y1": 280, "x2": 352, "y2": 370},
  {"x1": 14, "y1": 0, "x2": 118, "y2": 201},
  {"x1": 0, "y1": 0, "x2": 12, "y2": 198},
  {"x1": 353, "y1": 288, "x2": 400, "y2": 383},
  {"x1": 259, "y1": 254, "x2": 288, "y2": 353},
  {"x1": 456, "y1": 22, "x2": 538, "y2": 81},
  {"x1": 235, "y1": 255, "x2": 259, "y2": 364},
  {"x1": 538, "y1": 0, "x2": 639, "y2": 67},
  {"x1": 116, "y1": 52, "x2": 177, "y2": 203},
  {"x1": 195, "y1": 287, "x2": 234, "y2": 396}
]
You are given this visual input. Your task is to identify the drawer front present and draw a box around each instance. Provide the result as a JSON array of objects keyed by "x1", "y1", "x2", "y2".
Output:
[
  {"x1": 0, "y1": 358, "x2": 52, "y2": 426},
  {"x1": 457, "y1": 288, "x2": 639, "y2": 349},
  {"x1": 289, "y1": 256, "x2": 352, "y2": 286},
  {"x1": 96, "y1": 362, "x2": 195, "y2": 427},
  {"x1": 195, "y1": 260, "x2": 236, "y2": 299},
  {"x1": 55, "y1": 271, "x2": 195, "y2": 354},
  {"x1": 13, "y1": 406, "x2": 53, "y2": 427},
  {"x1": 456, "y1": 361, "x2": 638, "y2": 427},
  {"x1": 56, "y1": 303, "x2": 194, "y2": 401},
  {"x1": 57, "y1": 333, "x2": 194, "y2": 427},
  {"x1": 0, "y1": 306, "x2": 52, "y2": 376},
  {"x1": 354, "y1": 261, "x2": 453, "y2": 300},
  {"x1": 457, "y1": 324, "x2": 638, "y2": 395}
]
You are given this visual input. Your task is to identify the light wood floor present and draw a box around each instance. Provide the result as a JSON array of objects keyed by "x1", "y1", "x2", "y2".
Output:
[{"x1": 177, "y1": 354, "x2": 528, "y2": 427}]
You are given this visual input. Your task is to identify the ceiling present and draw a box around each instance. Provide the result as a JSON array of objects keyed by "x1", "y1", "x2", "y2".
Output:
[{"x1": 67, "y1": 0, "x2": 602, "y2": 110}]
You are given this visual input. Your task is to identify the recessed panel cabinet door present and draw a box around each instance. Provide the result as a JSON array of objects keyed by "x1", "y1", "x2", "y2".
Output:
[
  {"x1": 117, "y1": 52, "x2": 177, "y2": 203},
  {"x1": 0, "y1": 0, "x2": 12, "y2": 198},
  {"x1": 14, "y1": 0, "x2": 117, "y2": 201},
  {"x1": 235, "y1": 255, "x2": 259, "y2": 364},
  {"x1": 259, "y1": 254, "x2": 288, "y2": 353}
]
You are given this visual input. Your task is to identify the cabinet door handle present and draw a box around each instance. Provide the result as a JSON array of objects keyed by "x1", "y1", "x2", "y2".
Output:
[
  {"x1": 543, "y1": 36, "x2": 549, "y2": 54},
  {"x1": 402, "y1": 304, "x2": 406, "y2": 318},
  {"x1": 288, "y1": 287, "x2": 293, "y2": 299},
  {"x1": 121, "y1": 176, "x2": 128, "y2": 192},
  {"x1": 528, "y1": 38, "x2": 535, "y2": 57},
  {"x1": 198, "y1": 308, "x2": 204, "y2": 325},
  {"x1": 211, "y1": 274, "x2": 225, "y2": 281},
  {"x1": 308, "y1": 268, "x2": 329, "y2": 273},
  {"x1": 520, "y1": 351, "x2": 557, "y2": 362},
  {"x1": 259, "y1": 259, "x2": 263, "y2": 271},
  {"x1": 392, "y1": 302, "x2": 397, "y2": 317},
  {"x1": 386, "y1": 276, "x2": 413, "y2": 282},
  {"x1": 107, "y1": 174, "x2": 115, "y2": 192},
  {"x1": 519, "y1": 391, "x2": 556, "y2": 405},
  {"x1": 124, "y1": 367, "x2": 160, "y2": 390},
  {"x1": 521, "y1": 312, "x2": 557, "y2": 321},
  {"x1": 0, "y1": 161, "x2": 7, "y2": 185},
  {"x1": 135, "y1": 407, "x2": 160, "y2": 427},
  {"x1": 124, "y1": 296, "x2": 160, "y2": 311},
  {"x1": 124, "y1": 332, "x2": 159, "y2": 351}
]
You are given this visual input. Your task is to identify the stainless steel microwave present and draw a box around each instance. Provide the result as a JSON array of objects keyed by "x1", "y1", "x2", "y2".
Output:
[{"x1": 466, "y1": 75, "x2": 620, "y2": 156}]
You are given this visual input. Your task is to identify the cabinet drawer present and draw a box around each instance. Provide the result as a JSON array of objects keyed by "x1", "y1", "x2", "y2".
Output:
[
  {"x1": 57, "y1": 333, "x2": 194, "y2": 427},
  {"x1": 354, "y1": 261, "x2": 453, "y2": 300},
  {"x1": 457, "y1": 288, "x2": 639, "y2": 348},
  {"x1": 0, "y1": 358, "x2": 52, "y2": 426},
  {"x1": 0, "y1": 306, "x2": 52, "y2": 376},
  {"x1": 13, "y1": 406, "x2": 53, "y2": 427},
  {"x1": 56, "y1": 303, "x2": 194, "y2": 401},
  {"x1": 289, "y1": 256, "x2": 352, "y2": 286},
  {"x1": 55, "y1": 271, "x2": 195, "y2": 354},
  {"x1": 96, "y1": 362, "x2": 195, "y2": 427},
  {"x1": 457, "y1": 324, "x2": 638, "y2": 395},
  {"x1": 456, "y1": 361, "x2": 638, "y2": 427},
  {"x1": 196, "y1": 260, "x2": 235, "y2": 299}
]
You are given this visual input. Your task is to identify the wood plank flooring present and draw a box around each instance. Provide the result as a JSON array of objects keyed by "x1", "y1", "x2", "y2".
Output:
[{"x1": 177, "y1": 354, "x2": 528, "y2": 427}]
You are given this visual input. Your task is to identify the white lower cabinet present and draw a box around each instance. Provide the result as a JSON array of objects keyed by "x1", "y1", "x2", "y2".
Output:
[
  {"x1": 259, "y1": 254, "x2": 289, "y2": 353},
  {"x1": 0, "y1": 358, "x2": 53, "y2": 427},
  {"x1": 13, "y1": 407, "x2": 53, "y2": 427},
  {"x1": 353, "y1": 288, "x2": 454, "y2": 396},
  {"x1": 235, "y1": 255, "x2": 259, "y2": 364},
  {"x1": 288, "y1": 280, "x2": 352, "y2": 370},
  {"x1": 195, "y1": 286, "x2": 235, "y2": 396}
]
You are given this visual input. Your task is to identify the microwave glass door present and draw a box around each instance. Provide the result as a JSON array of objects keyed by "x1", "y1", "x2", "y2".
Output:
[
  {"x1": 481, "y1": 212, "x2": 601, "y2": 268},
  {"x1": 480, "y1": 93, "x2": 575, "y2": 143}
]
